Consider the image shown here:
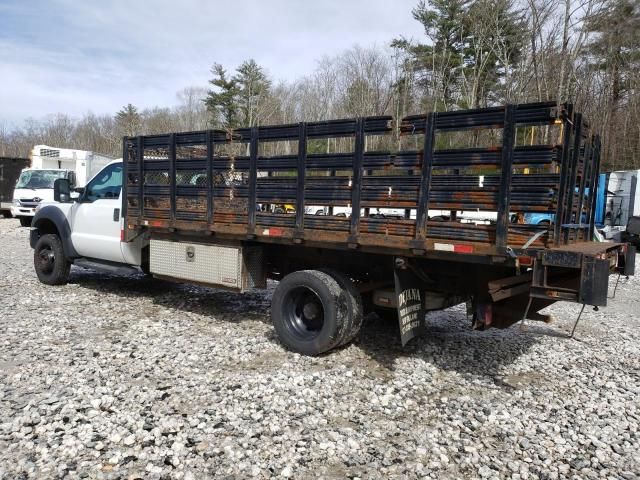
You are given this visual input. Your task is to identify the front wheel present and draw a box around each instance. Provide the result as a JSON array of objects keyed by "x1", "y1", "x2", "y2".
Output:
[
  {"x1": 34, "y1": 234, "x2": 71, "y2": 285},
  {"x1": 19, "y1": 217, "x2": 32, "y2": 227}
]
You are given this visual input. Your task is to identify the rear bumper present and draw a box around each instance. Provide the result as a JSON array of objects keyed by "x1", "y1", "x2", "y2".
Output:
[{"x1": 531, "y1": 242, "x2": 634, "y2": 307}]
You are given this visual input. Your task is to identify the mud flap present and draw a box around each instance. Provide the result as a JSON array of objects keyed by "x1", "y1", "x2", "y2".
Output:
[
  {"x1": 579, "y1": 256, "x2": 610, "y2": 306},
  {"x1": 394, "y1": 267, "x2": 426, "y2": 346},
  {"x1": 623, "y1": 245, "x2": 636, "y2": 276}
]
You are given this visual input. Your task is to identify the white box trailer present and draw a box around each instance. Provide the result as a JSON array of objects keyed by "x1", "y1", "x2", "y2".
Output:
[
  {"x1": 606, "y1": 169, "x2": 640, "y2": 227},
  {"x1": 30, "y1": 145, "x2": 113, "y2": 187},
  {"x1": 12, "y1": 146, "x2": 114, "y2": 226}
]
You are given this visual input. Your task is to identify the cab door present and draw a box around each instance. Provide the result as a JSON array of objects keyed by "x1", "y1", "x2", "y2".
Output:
[{"x1": 70, "y1": 162, "x2": 125, "y2": 263}]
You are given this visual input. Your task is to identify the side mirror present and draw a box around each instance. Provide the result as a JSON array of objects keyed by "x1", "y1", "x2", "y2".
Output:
[{"x1": 54, "y1": 178, "x2": 71, "y2": 203}]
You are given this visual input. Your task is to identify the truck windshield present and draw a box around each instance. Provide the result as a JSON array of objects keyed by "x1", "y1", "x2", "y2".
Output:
[{"x1": 15, "y1": 170, "x2": 66, "y2": 189}]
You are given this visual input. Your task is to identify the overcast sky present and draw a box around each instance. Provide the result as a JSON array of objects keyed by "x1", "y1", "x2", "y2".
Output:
[{"x1": 0, "y1": 0, "x2": 425, "y2": 127}]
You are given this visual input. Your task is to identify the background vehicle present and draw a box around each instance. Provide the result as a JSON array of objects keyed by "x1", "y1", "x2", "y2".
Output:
[
  {"x1": 30, "y1": 102, "x2": 634, "y2": 355},
  {"x1": 0, "y1": 156, "x2": 30, "y2": 217},
  {"x1": 605, "y1": 169, "x2": 640, "y2": 227},
  {"x1": 522, "y1": 175, "x2": 608, "y2": 227},
  {"x1": 622, "y1": 216, "x2": 640, "y2": 248},
  {"x1": 11, "y1": 145, "x2": 112, "y2": 226}
]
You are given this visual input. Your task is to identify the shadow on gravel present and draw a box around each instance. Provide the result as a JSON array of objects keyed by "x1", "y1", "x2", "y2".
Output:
[
  {"x1": 355, "y1": 309, "x2": 543, "y2": 380},
  {"x1": 69, "y1": 267, "x2": 564, "y2": 380},
  {"x1": 68, "y1": 268, "x2": 273, "y2": 325}
]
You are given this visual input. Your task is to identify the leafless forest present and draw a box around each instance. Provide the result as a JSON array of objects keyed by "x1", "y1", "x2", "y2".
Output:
[{"x1": 1, "y1": 0, "x2": 637, "y2": 171}]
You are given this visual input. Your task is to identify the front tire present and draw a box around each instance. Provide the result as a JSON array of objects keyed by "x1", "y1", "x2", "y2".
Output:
[
  {"x1": 34, "y1": 234, "x2": 71, "y2": 285},
  {"x1": 271, "y1": 270, "x2": 349, "y2": 355},
  {"x1": 19, "y1": 217, "x2": 32, "y2": 227}
]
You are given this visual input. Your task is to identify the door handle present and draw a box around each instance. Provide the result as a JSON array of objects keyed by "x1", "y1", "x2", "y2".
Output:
[{"x1": 113, "y1": 208, "x2": 120, "y2": 221}]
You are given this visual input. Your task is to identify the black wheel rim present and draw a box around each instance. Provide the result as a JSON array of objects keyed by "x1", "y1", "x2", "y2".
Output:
[
  {"x1": 37, "y1": 245, "x2": 55, "y2": 274},
  {"x1": 282, "y1": 286, "x2": 325, "y2": 340}
]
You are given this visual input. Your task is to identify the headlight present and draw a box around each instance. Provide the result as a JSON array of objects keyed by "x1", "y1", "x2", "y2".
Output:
[{"x1": 13, "y1": 199, "x2": 20, "y2": 206}]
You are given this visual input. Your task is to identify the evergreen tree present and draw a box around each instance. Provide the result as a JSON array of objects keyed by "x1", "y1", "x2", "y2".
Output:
[
  {"x1": 115, "y1": 103, "x2": 141, "y2": 137},
  {"x1": 461, "y1": 0, "x2": 527, "y2": 106},
  {"x1": 393, "y1": 0, "x2": 525, "y2": 109},
  {"x1": 204, "y1": 60, "x2": 271, "y2": 128},
  {"x1": 399, "y1": 0, "x2": 469, "y2": 109},
  {"x1": 234, "y1": 59, "x2": 271, "y2": 127},
  {"x1": 584, "y1": 0, "x2": 640, "y2": 107},
  {"x1": 205, "y1": 64, "x2": 240, "y2": 129},
  {"x1": 583, "y1": 0, "x2": 640, "y2": 169}
]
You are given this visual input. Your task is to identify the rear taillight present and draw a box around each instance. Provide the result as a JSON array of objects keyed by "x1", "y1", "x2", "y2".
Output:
[{"x1": 519, "y1": 256, "x2": 533, "y2": 266}]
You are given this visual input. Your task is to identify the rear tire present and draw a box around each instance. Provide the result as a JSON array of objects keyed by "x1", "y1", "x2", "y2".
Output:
[
  {"x1": 319, "y1": 269, "x2": 363, "y2": 345},
  {"x1": 19, "y1": 217, "x2": 32, "y2": 227},
  {"x1": 34, "y1": 234, "x2": 70, "y2": 285},
  {"x1": 271, "y1": 270, "x2": 349, "y2": 355}
]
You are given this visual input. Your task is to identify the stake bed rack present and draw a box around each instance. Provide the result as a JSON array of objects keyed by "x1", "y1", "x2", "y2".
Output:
[{"x1": 123, "y1": 101, "x2": 600, "y2": 261}]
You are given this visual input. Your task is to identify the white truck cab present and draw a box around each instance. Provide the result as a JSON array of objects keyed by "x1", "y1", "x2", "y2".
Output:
[
  {"x1": 11, "y1": 169, "x2": 75, "y2": 225},
  {"x1": 29, "y1": 161, "x2": 147, "y2": 284}
]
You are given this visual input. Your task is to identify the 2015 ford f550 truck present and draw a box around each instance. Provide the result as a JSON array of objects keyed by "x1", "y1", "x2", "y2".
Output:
[{"x1": 29, "y1": 102, "x2": 635, "y2": 355}]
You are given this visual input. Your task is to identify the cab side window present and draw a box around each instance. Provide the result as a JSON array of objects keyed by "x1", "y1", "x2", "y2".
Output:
[{"x1": 84, "y1": 164, "x2": 122, "y2": 202}]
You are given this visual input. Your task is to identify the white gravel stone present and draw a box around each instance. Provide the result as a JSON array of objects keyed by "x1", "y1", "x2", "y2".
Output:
[
  {"x1": 280, "y1": 466, "x2": 292, "y2": 477},
  {"x1": 0, "y1": 218, "x2": 638, "y2": 478}
]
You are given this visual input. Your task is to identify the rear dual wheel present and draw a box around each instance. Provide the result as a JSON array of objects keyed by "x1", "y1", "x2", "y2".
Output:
[{"x1": 271, "y1": 270, "x2": 363, "y2": 355}]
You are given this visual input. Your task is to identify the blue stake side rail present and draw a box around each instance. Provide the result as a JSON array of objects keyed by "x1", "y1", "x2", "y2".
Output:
[{"x1": 122, "y1": 101, "x2": 602, "y2": 264}]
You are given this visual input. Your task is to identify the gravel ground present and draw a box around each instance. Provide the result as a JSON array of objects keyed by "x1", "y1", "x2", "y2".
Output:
[{"x1": 0, "y1": 217, "x2": 639, "y2": 480}]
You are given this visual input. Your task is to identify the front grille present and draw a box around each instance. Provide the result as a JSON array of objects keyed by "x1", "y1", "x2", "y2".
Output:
[{"x1": 19, "y1": 198, "x2": 41, "y2": 208}]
